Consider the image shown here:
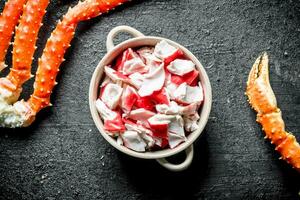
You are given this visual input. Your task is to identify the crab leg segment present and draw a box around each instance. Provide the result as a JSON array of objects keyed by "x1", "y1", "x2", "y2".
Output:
[
  {"x1": 0, "y1": 0, "x2": 128, "y2": 128},
  {"x1": 28, "y1": 0, "x2": 128, "y2": 114},
  {"x1": 7, "y1": 0, "x2": 50, "y2": 89},
  {"x1": 246, "y1": 53, "x2": 300, "y2": 172},
  {"x1": 0, "y1": 0, "x2": 28, "y2": 71}
]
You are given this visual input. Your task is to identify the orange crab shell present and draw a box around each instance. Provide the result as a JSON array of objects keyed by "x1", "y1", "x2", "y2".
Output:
[
  {"x1": 257, "y1": 112, "x2": 287, "y2": 146},
  {"x1": 28, "y1": 0, "x2": 129, "y2": 114},
  {"x1": 0, "y1": 0, "x2": 28, "y2": 70},
  {"x1": 7, "y1": 0, "x2": 50, "y2": 89},
  {"x1": 246, "y1": 53, "x2": 300, "y2": 173},
  {"x1": 276, "y1": 135, "x2": 300, "y2": 171}
]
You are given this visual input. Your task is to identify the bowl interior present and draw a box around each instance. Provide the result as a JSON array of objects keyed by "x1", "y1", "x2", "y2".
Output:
[{"x1": 89, "y1": 36, "x2": 212, "y2": 159}]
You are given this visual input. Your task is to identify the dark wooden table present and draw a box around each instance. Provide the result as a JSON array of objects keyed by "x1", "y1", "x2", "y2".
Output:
[{"x1": 0, "y1": 0, "x2": 299, "y2": 199}]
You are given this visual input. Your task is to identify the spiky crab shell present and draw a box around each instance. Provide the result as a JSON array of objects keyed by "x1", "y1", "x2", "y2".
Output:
[
  {"x1": 0, "y1": 0, "x2": 128, "y2": 128},
  {"x1": 7, "y1": 0, "x2": 49, "y2": 88},
  {"x1": 0, "y1": 0, "x2": 28, "y2": 71},
  {"x1": 246, "y1": 53, "x2": 300, "y2": 173}
]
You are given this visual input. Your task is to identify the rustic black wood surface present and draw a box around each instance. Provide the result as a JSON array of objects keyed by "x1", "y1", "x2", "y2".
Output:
[{"x1": 0, "y1": 0, "x2": 299, "y2": 199}]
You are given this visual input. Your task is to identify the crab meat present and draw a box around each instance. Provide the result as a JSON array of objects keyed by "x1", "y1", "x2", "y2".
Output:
[
  {"x1": 121, "y1": 85, "x2": 138, "y2": 114},
  {"x1": 150, "y1": 88, "x2": 170, "y2": 105},
  {"x1": 104, "y1": 66, "x2": 130, "y2": 83},
  {"x1": 138, "y1": 47, "x2": 162, "y2": 68},
  {"x1": 95, "y1": 99, "x2": 117, "y2": 120},
  {"x1": 95, "y1": 99, "x2": 125, "y2": 132},
  {"x1": 154, "y1": 40, "x2": 184, "y2": 65},
  {"x1": 184, "y1": 83, "x2": 203, "y2": 104},
  {"x1": 98, "y1": 41, "x2": 205, "y2": 151},
  {"x1": 127, "y1": 108, "x2": 155, "y2": 122},
  {"x1": 168, "y1": 132, "x2": 185, "y2": 148},
  {"x1": 181, "y1": 102, "x2": 200, "y2": 115},
  {"x1": 174, "y1": 82, "x2": 203, "y2": 104},
  {"x1": 184, "y1": 113, "x2": 200, "y2": 132},
  {"x1": 171, "y1": 69, "x2": 199, "y2": 86},
  {"x1": 128, "y1": 72, "x2": 144, "y2": 89},
  {"x1": 104, "y1": 113, "x2": 125, "y2": 133},
  {"x1": 135, "y1": 96, "x2": 155, "y2": 111},
  {"x1": 167, "y1": 59, "x2": 195, "y2": 76},
  {"x1": 125, "y1": 121, "x2": 155, "y2": 148},
  {"x1": 137, "y1": 47, "x2": 153, "y2": 58},
  {"x1": 138, "y1": 63, "x2": 165, "y2": 97},
  {"x1": 114, "y1": 48, "x2": 139, "y2": 72},
  {"x1": 148, "y1": 114, "x2": 174, "y2": 125},
  {"x1": 121, "y1": 130, "x2": 147, "y2": 152},
  {"x1": 100, "y1": 83, "x2": 123, "y2": 110},
  {"x1": 174, "y1": 83, "x2": 187, "y2": 101},
  {"x1": 168, "y1": 115, "x2": 185, "y2": 137},
  {"x1": 148, "y1": 114, "x2": 174, "y2": 139},
  {"x1": 156, "y1": 101, "x2": 181, "y2": 115},
  {"x1": 165, "y1": 82, "x2": 178, "y2": 100},
  {"x1": 123, "y1": 57, "x2": 148, "y2": 75},
  {"x1": 168, "y1": 115, "x2": 187, "y2": 148},
  {"x1": 156, "y1": 101, "x2": 199, "y2": 116}
]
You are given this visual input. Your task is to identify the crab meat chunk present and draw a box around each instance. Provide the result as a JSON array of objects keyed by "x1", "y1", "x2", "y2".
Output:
[
  {"x1": 154, "y1": 40, "x2": 184, "y2": 65},
  {"x1": 115, "y1": 48, "x2": 139, "y2": 72},
  {"x1": 123, "y1": 57, "x2": 148, "y2": 75},
  {"x1": 121, "y1": 131, "x2": 147, "y2": 152},
  {"x1": 138, "y1": 47, "x2": 162, "y2": 68},
  {"x1": 95, "y1": 99, "x2": 117, "y2": 120},
  {"x1": 165, "y1": 82, "x2": 178, "y2": 100},
  {"x1": 168, "y1": 115, "x2": 186, "y2": 148},
  {"x1": 181, "y1": 102, "x2": 200, "y2": 115},
  {"x1": 95, "y1": 99, "x2": 125, "y2": 132},
  {"x1": 100, "y1": 83, "x2": 123, "y2": 110},
  {"x1": 148, "y1": 114, "x2": 174, "y2": 139},
  {"x1": 167, "y1": 59, "x2": 195, "y2": 76},
  {"x1": 156, "y1": 101, "x2": 181, "y2": 115},
  {"x1": 125, "y1": 121, "x2": 155, "y2": 148},
  {"x1": 135, "y1": 96, "x2": 155, "y2": 111},
  {"x1": 104, "y1": 66, "x2": 130, "y2": 84},
  {"x1": 121, "y1": 85, "x2": 138, "y2": 114},
  {"x1": 168, "y1": 115, "x2": 185, "y2": 137},
  {"x1": 148, "y1": 114, "x2": 174, "y2": 126},
  {"x1": 138, "y1": 64, "x2": 165, "y2": 97},
  {"x1": 104, "y1": 113, "x2": 125, "y2": 133},
  {"x1": 168, "y1": 132, "x2": 186, "y2": 149},
  {"x1": 174, "y1": 82, "x2": 203, "y2": 104},
  {"x1": 150, "y1": 88, "x2": 170, "y2": 105},
  {"x1": 171, "y1": 69, "x2": 199, "y2": 86},
  {"x1": 156, "y1": 101, "x2": 199, "y2": 116},
  {"x1": 127, "y1": 108, "x2": 155, "y2": 122},
  {"x1": 128, "y1": 72, "x2": 144, "y2": 89},
  {"x1": 184, "y1": 113, "x2": 200, "y2": 132}
]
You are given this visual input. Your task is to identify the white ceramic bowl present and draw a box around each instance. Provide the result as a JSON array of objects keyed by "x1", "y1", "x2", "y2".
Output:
[{"x1": 89, "y1": 26, "x2": 212, "y2": 171}]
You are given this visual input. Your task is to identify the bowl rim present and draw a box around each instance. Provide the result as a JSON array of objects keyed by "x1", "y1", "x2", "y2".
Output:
[{"x1": 89, "y1": 36, "x2": 212, "y2": 159}]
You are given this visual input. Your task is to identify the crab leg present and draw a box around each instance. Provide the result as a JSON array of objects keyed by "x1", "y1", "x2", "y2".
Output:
[
  {"x1": 28, "y1": 0, "x2": 128, "y2": 113},
  {"x1": 0, "y1": 0, "x2": 28, "y2": 71},
  {"x1": 6, "y1": 0, "x2": 50, "y2": 89},
  {"x1": 0, "y1": 0, "x2": 49, "y2": 105},
  {"x1": 246, "y1": 53, "x2": 300, "y2": 172},
  {"x1": 0, "y1": 0, "x2": 128, "y2": 128}
]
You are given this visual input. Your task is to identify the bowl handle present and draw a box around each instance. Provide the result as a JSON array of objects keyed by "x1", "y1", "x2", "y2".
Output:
[
  {"x1": 106, "y1": 25, "x2": 145, "y2": 51},
  {"x1": 156, "y1": 145, "x2": 194, "y2": 172}
]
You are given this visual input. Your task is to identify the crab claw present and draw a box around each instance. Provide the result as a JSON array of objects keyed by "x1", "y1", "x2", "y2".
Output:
[
  {"x1": 246, "y1": 53, "x2": 300, "y2": 173},
  {"x1": 246, "y1": 53, "x2": 277, "y2": 114}
]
